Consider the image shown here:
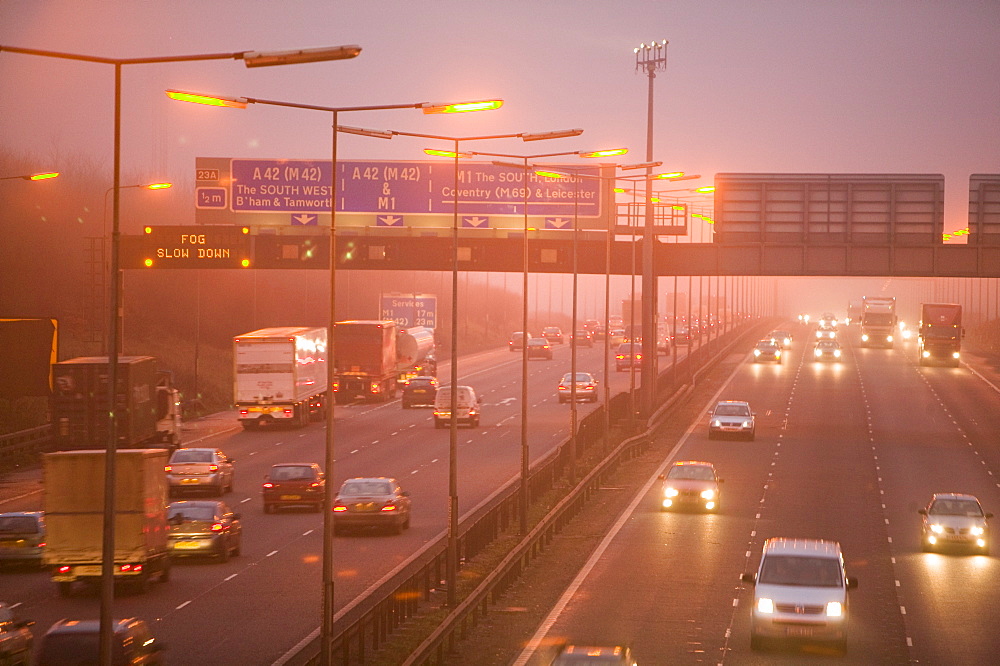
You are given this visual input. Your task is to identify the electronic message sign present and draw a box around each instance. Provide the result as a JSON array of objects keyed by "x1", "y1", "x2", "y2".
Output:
[
  {"x1": 127, "y1": 225, "x2": 252, "y2": 269},
  {"x1": 194, "y1": 157, "x2": 613, "y2": 231}
]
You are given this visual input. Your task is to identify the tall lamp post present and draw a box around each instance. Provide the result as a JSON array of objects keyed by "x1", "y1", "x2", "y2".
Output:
[
  {"x1": 633, "y1": 39, "x2": 669, "y2": 417},
  {"x1": 473, "y1": 147, "x2": 625, "y2": 533},
  {"x1": 0, "y1": 42, "x2": 361, "y2": 666},
  {"x1": 0, "y1": 171, "x2": 60, "y2": 181},
  {"x1": 166, "y1": 92, "x2": 501, "y2": 665},
  {"x1": 362, "y1": 127, "x2": 585, "y2": 607}
]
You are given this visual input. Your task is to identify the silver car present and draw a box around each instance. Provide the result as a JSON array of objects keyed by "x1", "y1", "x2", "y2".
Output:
[
  {"x1": 919, "y1": 493, "x2": 992, "y2": 554},
  {"x1": 165, "y1": 448, "x2": 235, "y2": 497},
  {"x1": 708, "y1": 400, "x2": 755, "y2": 440}
]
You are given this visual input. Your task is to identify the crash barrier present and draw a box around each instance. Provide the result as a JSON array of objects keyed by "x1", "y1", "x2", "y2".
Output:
[
  {"x1": 400, "y1": 319, "x2": 777, "y2": 666},
  {"x1": 288, "y1": 318, "x2": 778, "y2": 666},
  {"x1": 0, "y1": 425, "x2": 52, "y2": 466}
]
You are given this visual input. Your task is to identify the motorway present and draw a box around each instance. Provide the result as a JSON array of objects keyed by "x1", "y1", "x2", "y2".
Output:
[
  {"x1": 0, "y1": 334, "x2": 685, "y2": 665},
  {"x1": 512, "y1": 324, "x2": 1000, "y2": 665}
]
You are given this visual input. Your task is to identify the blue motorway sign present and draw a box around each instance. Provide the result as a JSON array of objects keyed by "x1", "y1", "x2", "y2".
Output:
[
  {"x1": 197, "y1": 158, "x2": 608, "y2": 229},
  {"x1": 380, "y1": 293, "x2": 437, "y2": 330}
]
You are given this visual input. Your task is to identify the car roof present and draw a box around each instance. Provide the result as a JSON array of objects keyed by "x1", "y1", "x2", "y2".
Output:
[
  {"x1": 756, "y1": 339, "x2": 778, "y2": 345},
  {"x1": 0, "y1": 511, "x2": 44, "y2": 518},
  {"x1": 46, "y1": 618, "x2": 142, "y2": 635},
  {"x1": 931, "y1": 493, "x2": 981, "y2": 503},
  {"x1": 670, "y1": 460, "x2": 715, "y2": 469},
  {"x1": 168, "y1": 500, "x2": 222, "y2": 508},
  {"x1": 270, "y1": 462, "x2": 320, "y2": 468},
  {"x1": 342, "y1": 476, "x2": 397, "y2": 484},
  {"x1": 408, "y1": 376, "x2": 437, "y2": 381},
  {"x1": 715, "y1": 400, "x2": 750, "y2": 407},
  {"x1": 762, "y1": 537, "x2": 842, "y2": 558}
]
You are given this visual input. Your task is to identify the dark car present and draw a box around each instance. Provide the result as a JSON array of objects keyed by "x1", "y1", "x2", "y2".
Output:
[
  {"x1": 571, "y1": 330, "x2": 594, "y2": 348},
  {"x1": 0, "y1": 511, "x2": 45, "y2": 569},
  {"x1": 401, "y1": 376, "x2": 439, "y2": 408},
  {"x1": 0, "y1": 602, "x2": 33, "y2": 666},
  {"x1": 262, "y1": 463, "x2": 326, "y2": 513},
  {"x1": 166, "y1": 500, "x2": 242, "y2": 561},
  {"x1": 36, "y1": 618, "x2": 164, "y2": 666},
  {"x1": 526, "y1": 338, "x2": 554, "y2": 360},
  {"x1": 752, "y1": 339, "x2": 782, "y2": 364},
  {"x1": 508, "y1": 331, "x2": 530, "y2": 351},
  {"x1": 615, "y1": 342, "x2": 641, "y2": 371},
  {"x1": 333, "y1": 477, "x2": 411, "y2": 535}
]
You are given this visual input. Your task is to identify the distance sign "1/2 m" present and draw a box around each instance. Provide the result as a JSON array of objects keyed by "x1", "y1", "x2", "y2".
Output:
[{"x1": 138, "y1": 225, "x2": 252, "y2": 268}]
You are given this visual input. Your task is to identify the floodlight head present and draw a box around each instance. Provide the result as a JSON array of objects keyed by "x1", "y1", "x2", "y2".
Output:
[
  {"x1": 165, "y1": 89, "x2": 249, "y2": 109},
  {"x1": 520, "y1": 128, "x2": 583, "y2": 142},
  {"x1": 338, "y1": 125, "x2": 395, "y2": 139},
  {"x1": 620, "y1": 161, "x2": 662, "y2": 170}
]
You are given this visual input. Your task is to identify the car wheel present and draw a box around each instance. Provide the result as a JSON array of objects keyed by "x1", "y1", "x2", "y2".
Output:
[
  {"x1": 834, "y1": 638, "x2": 847, "y2": 655},
  {"x1": 750, "y1": 634, "x2": 765, "y2": 651},
  {"x1": 218, "y1": 540, "x2": 230, "y2": 563},
  {"x1": 921, "y1": 540, "x2": 933, "y2": 553},
  {"x1": 747, "y1": 431, "x2": 756, "y2": 441},
  {"x1": 214, "y1": 484, "x2": 225, "y2": 497},
  {"x1": 333, "y1": 524, "x2": 344, "y2": 536},
  {"x1": 391, "y1": 519, "x2": 403, "y2": 535},
  {"x1": 708, "y1": 431, "x2": 717, "y2": 440},
  {"x1": 159, "y1": 559, "x2": 171, "y2": 583},
  {"x1": 226, "y1": 477, "x2": 234, "y2": 493},
  {"x1": 434, "y1": 420, "x2": 443, "y2": 429},
  {"x1": 403, "y1": 512, "x2": 411, "y2": 529},
  {"x1": 232, "y1": 537, "x2": 242, "y2": 556},
  {"x1": 264, "y1": 503, "x2": 275, "y2": 514}
]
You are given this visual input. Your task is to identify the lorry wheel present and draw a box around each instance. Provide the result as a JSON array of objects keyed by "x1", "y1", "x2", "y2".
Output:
[
  {"x1": 241, "y1": 420, "x2": 259, "y2": 431},
  {"x1": 58, "y1": 581, "x2": 73, "y2": 597},
  {"x1": 160, "y1": 560, "x2": 171, "y2": 582}
]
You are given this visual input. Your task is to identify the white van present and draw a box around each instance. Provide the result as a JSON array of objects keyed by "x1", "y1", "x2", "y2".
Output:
[
  {"x1": 741, "y1": 538, "x2": 857, "y2": 653},
  {"x1": 433, "y1": 385, "x2": 481, "y2": 429}
]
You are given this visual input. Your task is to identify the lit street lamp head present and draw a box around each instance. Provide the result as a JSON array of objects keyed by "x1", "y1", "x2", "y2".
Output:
[
  {"x1": 165, "y1": 90, "x2": 249, "y2": 108},
  {"x1": 421, "y1": 99, "x2": 503, "y2": 114}
]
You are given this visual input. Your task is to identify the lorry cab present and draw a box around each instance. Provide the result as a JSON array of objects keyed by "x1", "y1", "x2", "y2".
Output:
[{"x1": 433, "y1": 386, "x2": 481, "y2": 429}]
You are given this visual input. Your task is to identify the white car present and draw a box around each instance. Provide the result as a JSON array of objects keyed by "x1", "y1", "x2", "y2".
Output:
[
  {"x1": 742, "y1": 538, "x2": 857, "y2": 653},
  {"x1": 659, "y1": 461, "x2": 722, "y2": 512},
  {"x1": 708, "y1": 400, "x2": 755, "y2": 440},
  {"x1": 919, "y1": 493, "x2": 992, "y2": 554}
]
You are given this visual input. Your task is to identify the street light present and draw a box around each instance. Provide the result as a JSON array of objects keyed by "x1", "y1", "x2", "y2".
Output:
[
  {"x1": 371, "y1": 127, "x2": 583, "y2": 607},
  {"x1": 0, "y1": 42, "x2": 360, "y2": 666},
  {"x1": 471, "y1": 147, "x2": 626, "y2": 533},
  {"x1": 166, "y1": 91, "x2": 501, "y2": 665},
  {"x1": 0, "y1": 171, "x2": 60, "y2": 181}
]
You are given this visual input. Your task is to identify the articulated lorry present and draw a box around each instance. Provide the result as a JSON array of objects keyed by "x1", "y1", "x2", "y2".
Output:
[
  {"x1": 395, "y1": 326, "x2": 436, "y2": 385},
  {"x1": 51, "y1": 356, "x2": 181, "y2": 450},
  {"x1": 44, "y1": 449, "x2": 171, "y2": 596},
  {"x1": 860, "y1": 296, "x2": 897, "y2": 348},
  {"x1": 233, "y1": 327, "x2": 328, "y2": 430},
  {"x1": 918, "y1": 303, "x2": 963, "y2": 367}
]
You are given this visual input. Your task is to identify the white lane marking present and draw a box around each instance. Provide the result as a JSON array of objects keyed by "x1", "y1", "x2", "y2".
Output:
[
  {"x1": 9, "y1": 602, "x2": 21, "y2": 609},
  {"x1": 176, "y1": 601, "x2": 191, "y2": 610},
  {"x1": 351, "y1": 449, "x2": 360, "y2": 454},
  {"x1": 267, "y1": 550, "x2": 278, "y2": 557},
  {"x1": 372, "y1": 440, "x2": 380, "y2": 445},
  {"x1": 225, "y1": 573, "x2": 238, "y2": 581},
  {"x1": 240, "y1": 498, "x2": 252, "y2": 504},
  {"x1": 303, "y1": 529, "x2": 313, "y2": 536},
  {"x1": 411, "y1": 469, "x2": 419, "y2": 475},
  {"x1": 249, "y1": 451, "x2": 257, "y2": 456}
]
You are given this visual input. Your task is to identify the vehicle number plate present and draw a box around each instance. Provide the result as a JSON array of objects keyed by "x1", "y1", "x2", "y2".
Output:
[
  {"x1": 280, "y1": 495, "x2": 301, "y2": 500},
  {"x1": 786, "y1": 626, "x2": 813, "y2": 637},
  {"x1": 76, "y1": 565, "x2": 102, "y2": 576},
  {"x1": 181, "y1": 478, "x2": 200, "y2": 484},
  {"x1": 175, "y1": 540, "x2": 202, "y2": 549}
]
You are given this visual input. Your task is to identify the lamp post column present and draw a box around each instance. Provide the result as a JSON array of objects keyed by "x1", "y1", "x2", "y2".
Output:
[
  {"x1": 448, "y1": 138, "x2": 460, "y2": 609},
  {"x1": 520, "y1": 158, "x2": 530, "y2": 535}
]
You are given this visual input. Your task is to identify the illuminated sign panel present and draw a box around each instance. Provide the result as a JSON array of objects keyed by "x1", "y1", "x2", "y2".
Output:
[
  {"x1": 195, "y1": 157, "x2": 613, "y2": 230},
  {"x1": 137, "y1": 225, "x2": 251, "y2": 268}
]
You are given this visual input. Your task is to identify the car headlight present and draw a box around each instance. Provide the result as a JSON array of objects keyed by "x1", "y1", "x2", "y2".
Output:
[
  {"x1": 861, "y1": 334, "x2": 869, "y2": 341},
  {"x1": 953, "y1": 352, "x2": 961, "y2": 359},
  {"x1": 826, "y1": 601, "x2": 843, "y2": 617},
  {"x1": 742, "y1": 420, "x2": 753, "y2": 428},
  {"x1": 753, "y1": 349, "x2": 761, "y2": 356},
  {"x1": 712, "y1": 419, "x2": 722, "y2": 427},
  {"x1": 814, "y1": 348, "x2": 822, "y2": 356},
  {"x1": 887, "y1": 335, "x2": 894, "y2": 342},
  {"x1": 664, "y1": 486, "x2": 679, "y2": 498},
  {"x1": 783, "y1": 337, "x2": 791, "y2": 345},
  {"x1": 834, "y1": 350, "x2": 841, "y2": 357},
  {"x1": 700, "y1": 489, "x2": 715, "y2": 500},
  {"x1": 922, "y1": 350, "x2": 931, "y2": 358},
  {"x1": 971, "y1": 526, "x2": 985, "y2": 536},
  {"x1": 930, "y1": 524, "x2": 944, "y2": 534},
  {"x1": 756, "y1": 597, "x2": 774, "y2": 614}
]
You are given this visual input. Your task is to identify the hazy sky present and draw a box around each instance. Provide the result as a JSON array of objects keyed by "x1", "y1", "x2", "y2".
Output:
[{"x1": 2, "y1": 0, "x2": 998, "y2": 235}]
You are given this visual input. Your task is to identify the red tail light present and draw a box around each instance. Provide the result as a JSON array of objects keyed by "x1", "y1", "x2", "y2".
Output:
[
  {"x1": 332, "y1": 505, "x2": 347, "y2": 512},
  {"x1": 58, "y1": 565, "x2": 71, "y2": 574},
  {"x1": 262, "y1": 482, "x2": 274, "y2": 489},
  {"x1": 119, "y1": 564, "x2": 143, "y2": 573},
  {"x1": 239, "y1": 410, "x2": 249, "y2": 416},
  {"x1": 310, "y1": 482, "x2": 322, "y2": 488},
  {"x1": 211, "y1": 523, "x2": 224, "y2": 532},
  {"x1": 380, "y1": 504, "x2": 398, "y2": 512},
  {"x1": 209, "y1": 464, "x2": 219, "y2": 472},
  {"x1": 283, "y1": 409, "x2": 293, "y2": 416},
  {"x1": 164, "y1": 465, "x2": 172, "y2": 473}
]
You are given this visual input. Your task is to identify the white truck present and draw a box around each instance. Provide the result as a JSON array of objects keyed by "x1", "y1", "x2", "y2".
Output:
[
  {"x1": 860, "y1": 296, "x2": 897, "y2": 348},
  {"x1": 396, "y1": 326, "x2": 436, "y2": 386},
  {"x1": 233, "y1": 327, "x2": 328, "y2": 429},
  {"x1": 44, "y1": 449, "x2": 171, "y2": 596}
]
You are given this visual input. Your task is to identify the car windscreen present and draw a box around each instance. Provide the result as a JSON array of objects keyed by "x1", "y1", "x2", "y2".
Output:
[
  {"x1": 930, "y1": 500, "x2": 983, "y2": 516},
  {"x1": 759, "y1": 555, "x2": 843, "y2": 587},
  {"x1": 168, "y1": 505, "x2": 217, "y2": 521},
  {"x1": 667, "y1": 466, "x2": 714, "y2": 481},
  {"x1": 714, "y1": 405, "x2": 749, "y2": 416},
  {"x1": 0, "y1": 516, "x2": 39, "y2": 533},
  {"x1": 271, "y1": 466, "x2": 315, "y2": 481},
  {"x1": 170, "y1": 450, "x2": 214, "y2": 463},
  {"x1": 340, "y1": 481, "x2": 392, "y2": 496}
]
